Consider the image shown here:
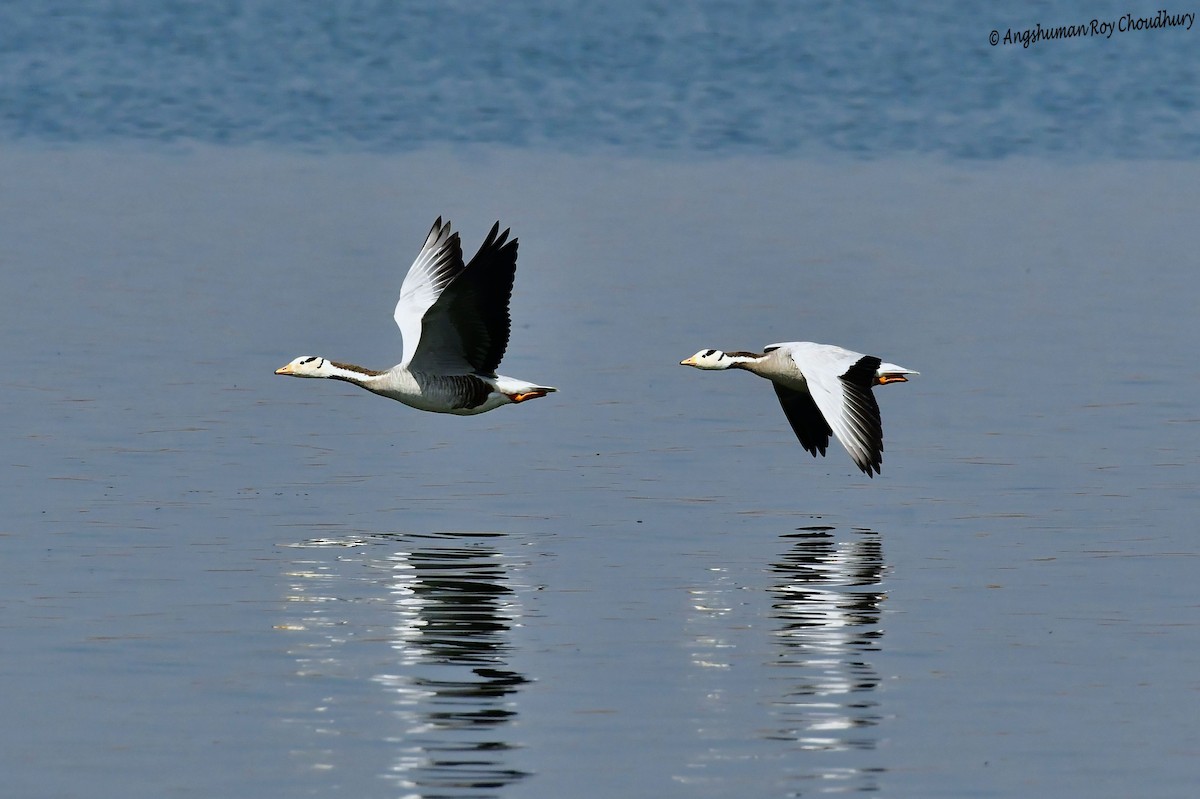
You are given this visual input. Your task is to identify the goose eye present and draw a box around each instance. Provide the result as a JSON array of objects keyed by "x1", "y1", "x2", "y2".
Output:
[
  {"x1": 301, "y1": 357, "x2": 317, "y2": 364},
  {"x1": 703, "y1": 349, "x2": 716, "y2": 357}
]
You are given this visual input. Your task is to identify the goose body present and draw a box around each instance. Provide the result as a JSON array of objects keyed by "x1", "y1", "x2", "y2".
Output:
[
  {"x1": 680, "y1": 342, "x2": 917, "y2": 476},
  {"x1": 276, "y1": 218, "x2": 555, "y2": 415}
]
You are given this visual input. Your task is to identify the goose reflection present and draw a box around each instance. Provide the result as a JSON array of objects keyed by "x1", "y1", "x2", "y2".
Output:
[
  {"x1": 376, "y1": 532, "x2": 530, "y2": 795},
  {"x1": 283, "y1": 532, "x2": 530, "y2": 798},
  {"x1": 769, "y1": 525, "x2": 886, "y2": 792}
]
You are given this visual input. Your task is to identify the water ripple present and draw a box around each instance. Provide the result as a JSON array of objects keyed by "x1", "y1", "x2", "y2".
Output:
[{"x1": 281, "y1": 531, "x2": 531, "y2": 798}]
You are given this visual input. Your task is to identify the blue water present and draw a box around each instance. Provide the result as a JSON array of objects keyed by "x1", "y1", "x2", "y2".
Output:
[
  {"x1": 3, "y1": 3, "x2": 1200, "y2": 799},
  {"x1": 1, "y1": 0, "x2": 1197, "y2": 158}
]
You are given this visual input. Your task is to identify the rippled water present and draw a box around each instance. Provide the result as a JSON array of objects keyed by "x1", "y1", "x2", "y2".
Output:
[
  {"x1": 282, "y1": 532, "x2": 532, "y2": 794},
  {"x1": 1, "y1": 1, "x2": 1197, "y2": 158},
  {"x1": 766, "y1": 527, "x2": 885, "y2": 756},
  {"x1": 269, "y1": 524, "x2": 893, "y2": 797}
]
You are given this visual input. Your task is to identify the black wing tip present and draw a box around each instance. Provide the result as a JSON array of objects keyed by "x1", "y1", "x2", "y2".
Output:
[
  {"x1": 488, "y1": 220, "x2": 506, "y2": 242},
  {"x1": 480, "y1": 220, "x2": 515, "y2": 247},
  {"x1": 857, "y1": 460, "x2": 881, "y2": 477},
  {"x1": 495, "y1": 224, "x2": 517, "y2": 255},
  {"x1": 805, "y1": 442, "x2": 881, "y2": 476},
  {"x1": 851, "y1": 437, "x2": 883, "y2": 476},
  {"x1": 426, "y1": 216, "x2": 461, "y2": 253},
  {"x1": 801, "y1": 441, "x2": 828, "y2": 459},
  {"x1": 428, "y1": 218, "x2": 517, "y2": 253},
  {"x1": 468, "y1": 220, "x2": 519, "y2": 267}
]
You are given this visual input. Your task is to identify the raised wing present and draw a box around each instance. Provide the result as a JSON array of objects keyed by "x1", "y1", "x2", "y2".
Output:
[
  {"x1": 784, "y1": 345, "x2": 885, "y2": 476},
  {"x1": 406, "y1": 221, "x2": 518, "y2": 376},
  {"x1": 395, "y1": 218, "x2": 465, "y2": 367}
]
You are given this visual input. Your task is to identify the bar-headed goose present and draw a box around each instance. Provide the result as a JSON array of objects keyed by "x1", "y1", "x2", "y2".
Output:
[
  {"x1": 276, "y1": 218, "x2": 555, "y2": 415},
  {"x1": 680, "y1": 342, "x2": 917, "y2": 476}
]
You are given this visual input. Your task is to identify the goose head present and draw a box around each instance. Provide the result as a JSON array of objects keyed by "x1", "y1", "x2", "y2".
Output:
[
  {"x1": 679, "y1": 349, "x2": 734, "y2": 370},
  {"x1": 275, "y1": 356, "x2": 335, "y2": 378}
]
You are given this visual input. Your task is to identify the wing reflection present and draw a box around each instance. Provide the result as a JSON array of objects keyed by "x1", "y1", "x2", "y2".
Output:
[
  {"x1": 282, "y1": 532, "x2": 530, "y2": 798},
  {"x1": 768, "y1": 525, "x2": 886, "y2": 792}
]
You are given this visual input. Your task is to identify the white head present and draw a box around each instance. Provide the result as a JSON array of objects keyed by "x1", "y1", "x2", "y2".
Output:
[
  {"x1": 275, "y1": 355, "x2": 335, "y2": 378},
  {"x1": 679, "y1": 349, "x2": 733, "y2": 370}
]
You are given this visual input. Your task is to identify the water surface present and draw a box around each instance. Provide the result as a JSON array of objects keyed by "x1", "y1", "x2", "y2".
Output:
[{"x1": 3, "y1": 148, "x2": 1198, "y2": 797}]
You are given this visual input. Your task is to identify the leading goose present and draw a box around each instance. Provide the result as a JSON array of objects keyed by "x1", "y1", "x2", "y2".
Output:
[
  {"x1": 680, "y1": 342, "x2": 917, "y2": 476},
  {"x1": 276, "y1": 217, "x2": 555, "y2": 414}
]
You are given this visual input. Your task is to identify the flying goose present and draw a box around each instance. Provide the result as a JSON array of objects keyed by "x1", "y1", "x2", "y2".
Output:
[
  {"x1": 276, "y1": 217, "x2": 555, "y2": 414},
  {"x1": 680, "y1": 342, "x2": 917, "y2": 476}
]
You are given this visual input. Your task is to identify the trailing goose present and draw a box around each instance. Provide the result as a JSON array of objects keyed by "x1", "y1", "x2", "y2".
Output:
[
  {"x1": 276, "y1": 217, "x2": 555, "y2": 414},
  {"x1": 679, "y1": 342, "x2": 917, "y2": 476}
]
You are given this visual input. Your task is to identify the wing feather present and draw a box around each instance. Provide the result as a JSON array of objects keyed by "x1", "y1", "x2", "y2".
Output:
[
  {"x1": 790, "y1": 347, "x2": 885, "y2": 476},
  {"x1": 394, "y1": 218, "x2": 464, "y2": 368},
  {"x1": 405, "y1": 220, "x2": 518, "y2": 375}
]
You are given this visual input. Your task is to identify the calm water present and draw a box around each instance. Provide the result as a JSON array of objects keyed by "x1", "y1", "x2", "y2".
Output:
[{"x1": 2, "y1": 3, "x2": 1199, "y2": 798}]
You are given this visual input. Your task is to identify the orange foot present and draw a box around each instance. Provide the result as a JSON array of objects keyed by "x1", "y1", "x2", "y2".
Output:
[
  {"x1": 510, "y1": 390, "x2": 550, "y2": 403},
  {"x1": 875, "y1": 374, "x2": 908, "y2": 386}
]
